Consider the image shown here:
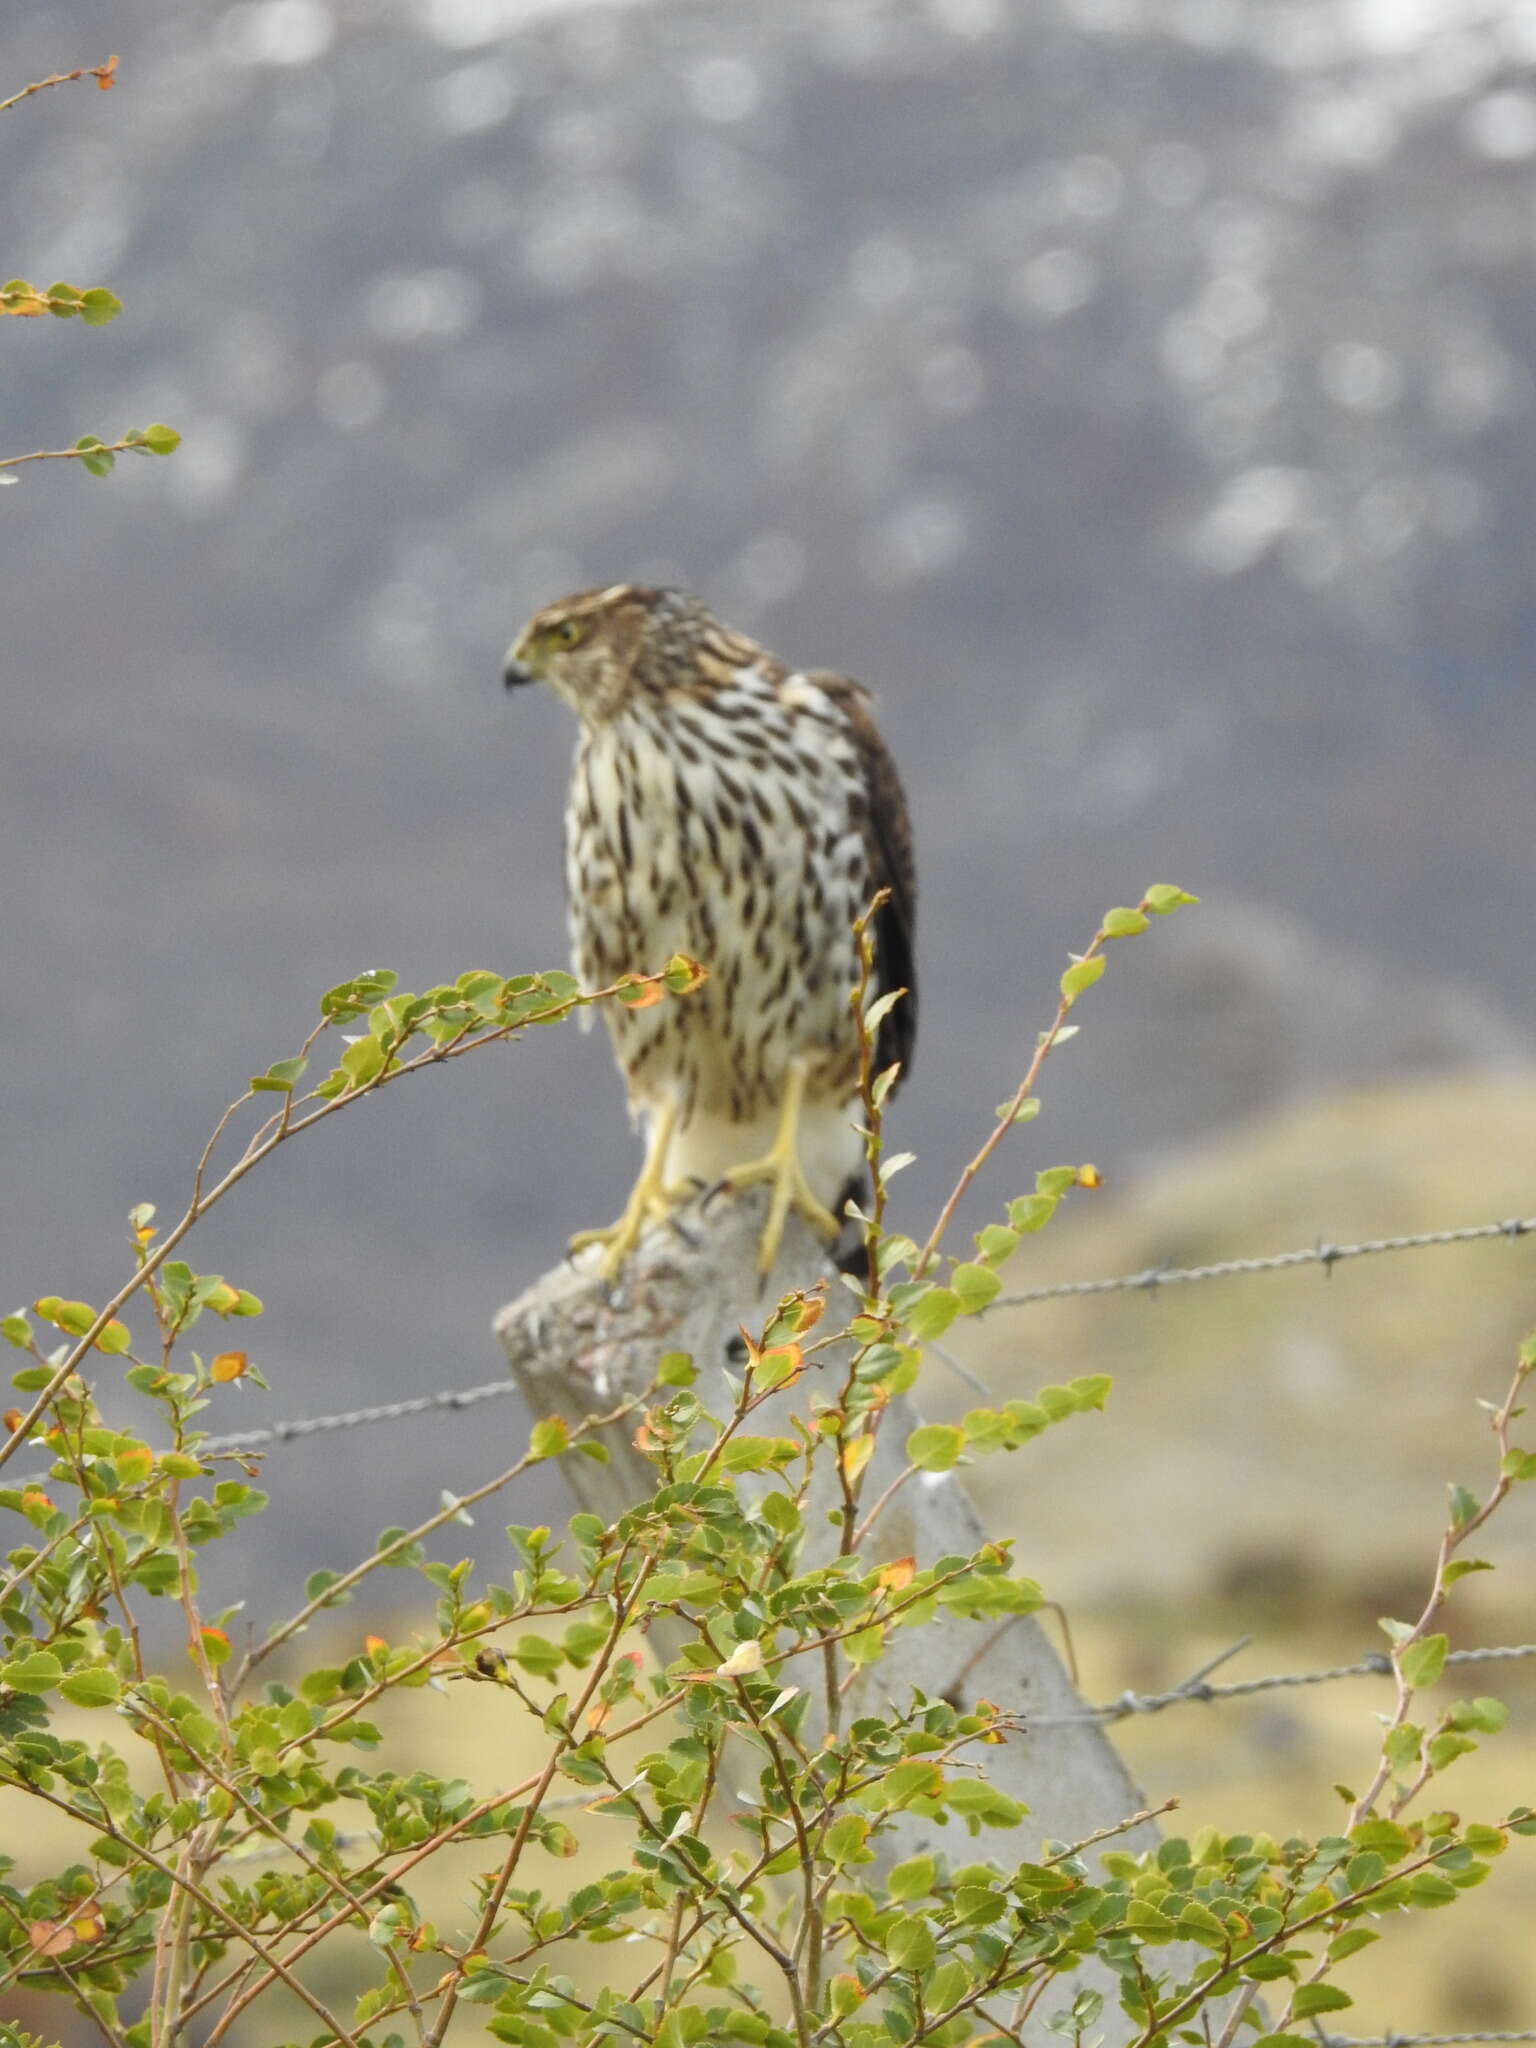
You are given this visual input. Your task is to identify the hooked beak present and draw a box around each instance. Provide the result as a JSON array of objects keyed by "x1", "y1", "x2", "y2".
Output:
[{"x1": 503, "y1": 632, "x2": 538, "y2": 690}]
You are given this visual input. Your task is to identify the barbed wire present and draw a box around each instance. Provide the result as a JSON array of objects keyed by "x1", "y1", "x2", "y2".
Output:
[
  {"x1": 10, "y1": 1377, "x2": 525, "y2": 1488},
  {"x1": 990, "y1": 1213, "x2": 1534, "y2": 1310},
  {"x1": 1028, "y1": 1642, "x2": 1536, "y2": 1727},
  {"x1": 195, "y1": 1376, "x2": 522, "y2": 1454},
  {"x1": 9, "y1": 1210, "x2": 1531, "y2": 1491},
  {"x1": 1322, "y1": 2035, "x2": 1536, "y2": 2047}
]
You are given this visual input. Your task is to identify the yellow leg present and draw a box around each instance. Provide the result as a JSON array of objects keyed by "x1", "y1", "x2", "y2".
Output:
[
  {"x1": 721, "y1": 1061, "x2": 841, "y2": 1274},
  {"x1": 570, "y1": 1101, "x2": 679, "y2": 1282}
]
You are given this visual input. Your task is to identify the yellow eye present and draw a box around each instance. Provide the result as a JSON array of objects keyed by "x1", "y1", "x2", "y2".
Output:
[{"x1": 548, "y1": 618, "x2": 584, "y2": 649}]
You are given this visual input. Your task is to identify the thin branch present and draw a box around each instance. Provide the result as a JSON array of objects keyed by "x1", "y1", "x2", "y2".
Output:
[{"x1": 0, "y1": 55, "x2": 117, "y2": 114}]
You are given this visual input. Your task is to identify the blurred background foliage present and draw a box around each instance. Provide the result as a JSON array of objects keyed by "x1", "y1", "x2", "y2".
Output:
[{"x1": 3, "y1": 0, "x2": 1535, "y2": 2034}]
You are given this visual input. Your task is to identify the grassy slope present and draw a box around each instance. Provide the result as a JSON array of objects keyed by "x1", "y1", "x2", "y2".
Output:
[{"x1": 948, "y1": 1072, "x2": 1536, "y2": 2031}]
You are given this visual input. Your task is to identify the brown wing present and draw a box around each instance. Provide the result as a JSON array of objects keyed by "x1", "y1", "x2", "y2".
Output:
[{"x1": 810, "y1": 671, "x2": 918, "y2": 1092}]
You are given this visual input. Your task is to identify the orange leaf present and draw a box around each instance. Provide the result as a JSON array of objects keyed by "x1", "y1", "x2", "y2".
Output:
[
  {"x1": 2, "y1": 1409, "x2": 21, "y2": 1432},
  {"x1": 21, "y1": 1488, "x2": 53, "y2": 1515},
  {"x1": 98, "y1": 55, "x2": 119, "y2": 89},
  {"x1": 210, "y1": 1351, "x2": 248, "y2": 1383},
  {"x1": 1076, "y1": 1163, "x2": 1102, "y2": 1189},
  {"x1": 364, "y1": 1634, "x2": 389, "y2": 1656},
  {"x1": 70, "y1": 1910, "x2": 105, "y2": 1944},
  {"x1": 876, "y1": 1556, "x2": 916, "y2": 1591},
  {"x1": 614, "y1": 974, "x2": 665, "y2": 1009},
  {"x1": 755, "y1": 1343, "x2": 804, "y2": 1390},
  {"x1": 794, "y1": 1291, "x2": 826, "y2": 1334},
  {"x1": 662, "y1": 953, "x2": 709, "y2": 995},
  {"x1": 28, "y1": 1920, "x2": 73, "y2": 1955}
]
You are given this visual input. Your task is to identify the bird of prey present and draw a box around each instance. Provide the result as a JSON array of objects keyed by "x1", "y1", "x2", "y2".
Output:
[{"x1": 504, "y1": 583, "x2": 916, "y2": 1277}]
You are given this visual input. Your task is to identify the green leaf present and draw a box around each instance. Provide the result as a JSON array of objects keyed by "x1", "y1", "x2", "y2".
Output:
[
  {"x1": 320, "y1": 968, "x2": 398, "y2": 1020},
  {"x1": 1464, "y1": 1822, "x2": 1508, "y2": 1853},
  {"x1": 1399, "y1": 1634, "x2": 1448, "y2": 1689},
  {"x1": 1, "y1": 1650, "x2": 64, "y2": 1694},
  {"x1": 1145, "y1": 884, "x2": 1199, "y2": 914},
  {"x1": 656, "y1": 1352, "x2": 696, "y2": 1387},
  {"x1": 995, "y1": 1096, "x2": 1041, "y2": 1125},
  {"x1": 1008, "y1": 1193, "x2": 1057, "y2": 1234},
  {"x1": 904, "y1": 1287, "x2": 960, "y2": 1341},
  {"x1": 3, "y1": 1311, "x2": 31, "y2": 1347},
  {"x1": 884, "y1": 1917, "x2": 935, "y2": 1971},
  {"x1": 1427, "y1": 1731, "x2": 1478, "y2": 1771},
  {"x1": 1442, "y1": 1557, "x2": 1493, "y2": 1585},
  {"x1": 1327, "y1": 1928, "x2": 1380, "y2": 1962},
  {"x1": 1292, "y1": 1985, "x2": 1353, "y2": 2018},
  {"x1": 142, "y1": 422, "x2": 180, "y2": 454},
  {"x1": 1448, "y1": 1695, "x2": 1508, "y2": 1734},
  {"x1": 825, "y1": 1814, "x2": 870, "y2": 1866},
  {"x1": 75, "y1": 434, "x2": 115, "y2": 477},
  {"x1": 78, "y1": 287, "x2": 123, "y2": 327},
  {"x1": 1240, "y1": 1955, "x2": 1296, "y2": 1982},
  {"x1": 251, "y1": 1056, "x2": 308, "y2": 1093},
  {"x1": 529, "y1": 1416, "x2": 569, "y2": 1461},
  {"x1": 1500, "y1": 1447, "x2": 1536, "y2": 1482},
  {"x1": 887, "y1": 1853, "x2": 935, "y2": 1901},
  {"x1": 906, "y1": 1423, "x2": 964, "y2": 1473},
  {"x1": 1069, "y1": 1373, "x2": 1113, "y2": 1411},
  {"x1": 1350, "y1": 1817, "x2": 1412, "y2": 1858},
  {"x1": 1059, "y1": 954, "x2": 1106, "y2": 1005},
  {"x1": 863, "y1": 988, "x2": 908, "y2": 1036},
  {"x1": 1447, "y1": 1482, "x2": 1480, "y2": 1529},
  {"x1": 974, "y1": 1224, "x2": 1020, "y2": 1267},
  {"x1": 950, "y1": 1262, "x2": 1001, "y2": 1313},
  {"x1": 338, "y1": 1036, "x2": 387, "y2": 1089},
  {"x1": 1102, "y1": 906, "x2": 1149, "y2": 937}
]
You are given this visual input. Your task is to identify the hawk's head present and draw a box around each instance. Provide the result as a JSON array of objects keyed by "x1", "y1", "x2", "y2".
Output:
[
  {"x1": 504, "y1": 584, "x2": 692, "y2": 721},
  {"x1": 505, "y1": 585, "x2": 765, "y2": 722}
]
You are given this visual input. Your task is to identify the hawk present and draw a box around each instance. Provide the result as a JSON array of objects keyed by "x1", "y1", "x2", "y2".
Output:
[{"x1": 504, "y1": 584, "x2": 916, "y2": 1277}]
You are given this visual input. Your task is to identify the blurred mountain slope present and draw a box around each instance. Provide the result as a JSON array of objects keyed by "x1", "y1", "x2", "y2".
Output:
[{"x1": 1, "y1": 0, "x2": 1533, "y2": 1575}]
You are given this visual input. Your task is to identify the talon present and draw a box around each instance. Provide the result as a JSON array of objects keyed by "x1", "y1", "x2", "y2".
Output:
[
  {"x1": 569, "y1": 1101, "x2": 679, "y2": 1283},
  {"x1": 717, "y1": 1059, "x2": 841, "y2": 1274}
]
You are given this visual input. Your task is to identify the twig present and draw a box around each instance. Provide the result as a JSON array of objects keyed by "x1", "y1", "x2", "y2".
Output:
[{"x1": 0, "y1": 55, "x2": 117, "y2": 114}]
